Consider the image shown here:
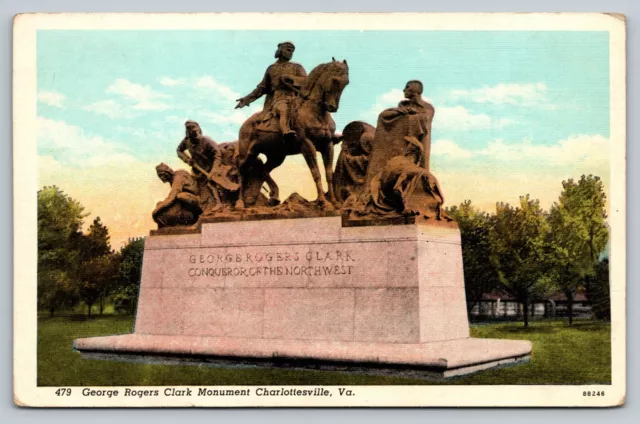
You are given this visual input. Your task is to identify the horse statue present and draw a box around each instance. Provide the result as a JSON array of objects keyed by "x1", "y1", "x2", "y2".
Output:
[{"x1": 235, "y1": 58, "x2": 350, "y2": 208}]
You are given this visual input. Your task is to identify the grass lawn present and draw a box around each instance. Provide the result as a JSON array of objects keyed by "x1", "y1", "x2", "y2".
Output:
[{"x1": 37, "y1": 315, "x2": 611, "y2": 386}]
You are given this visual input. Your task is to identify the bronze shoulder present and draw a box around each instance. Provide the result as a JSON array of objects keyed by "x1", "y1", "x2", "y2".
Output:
[
  {"x1": 174, "y1": 169, "x2": 190, "y2": 179},
  {"x1": 201, "y1": 135, "x2": 218, "y2": 147}
]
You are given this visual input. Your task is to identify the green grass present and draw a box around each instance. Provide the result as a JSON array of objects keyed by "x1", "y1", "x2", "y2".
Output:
[{"x1": 38, "y1": 316, "x2": 611, "y2": 386}]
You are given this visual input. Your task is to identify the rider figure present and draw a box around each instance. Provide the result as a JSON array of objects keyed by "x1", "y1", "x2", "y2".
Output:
[{"x1": 235, "y1": 41, "x2": 307, "y2": 140}]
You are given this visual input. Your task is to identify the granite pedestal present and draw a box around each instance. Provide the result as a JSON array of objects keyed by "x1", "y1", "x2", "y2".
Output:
[{"x1": 73, "y1": 216, "x2": 532, "y2": 379}]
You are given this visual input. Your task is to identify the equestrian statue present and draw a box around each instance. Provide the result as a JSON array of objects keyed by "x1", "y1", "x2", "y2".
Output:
[{"x1": 234, "y1": 41, "x2": 349, "y2": 208}]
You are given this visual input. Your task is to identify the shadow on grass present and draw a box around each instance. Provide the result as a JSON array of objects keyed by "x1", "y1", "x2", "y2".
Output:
[
  {"x1": 570, "y1": 322, "x2": 611, "y2": 332},
  {"x1": 39, "y1": 314, "x2": 132, "y2": 322},
  {"x1": 489, "y1": 325, "x2": 557, "y2": 334}
]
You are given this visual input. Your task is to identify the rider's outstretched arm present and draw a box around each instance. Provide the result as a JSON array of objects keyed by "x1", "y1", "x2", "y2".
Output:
[{"x1": 239, "y1": 70, "x2": 270, "y2": 106}]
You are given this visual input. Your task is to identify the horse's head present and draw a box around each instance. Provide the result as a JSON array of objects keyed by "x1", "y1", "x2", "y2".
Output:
[{"x1": 300, "y1": 58, "x2": 349, "y2": 113}]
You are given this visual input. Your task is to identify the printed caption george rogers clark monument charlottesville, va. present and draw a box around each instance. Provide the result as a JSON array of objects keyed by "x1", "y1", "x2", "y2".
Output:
[{"x1": 73, "y1": 41, "x2": 532, "y2": 379}]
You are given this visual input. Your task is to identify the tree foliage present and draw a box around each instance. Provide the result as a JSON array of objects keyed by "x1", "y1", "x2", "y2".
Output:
[
  {"x1": 584, "y1": 259, "x2": 611, "y2": 320},
  {"x1": 488, "y1": 195, "x2": 554, "y2": 327},
  {"x1": 77, "y1": 254, "x2": 120, "y2": 316},
  {"x1": 547, "y1": 175, "x2": 609, "y2": 324},
  {"x1": 446, "y1": 200, "x2": 499, "y2": 318},
  {"x1": 37, "y1": 269, "x2": 77, "y2": 317},
  {"x1": 37, "y1": 186, "x2": 87, "y2": 269},
  {"x1": 37, "y1": 186, "x2": 88, "y2": 316},
  {"x1": 113, "y1": 237, "x2": 146, "y2": 314},
  {"x1": 80, "y1": 217, "x2": 112, "y2": 261},
  {"x1": 37, "y1": 187, "x2": 129, "y2": 317}
]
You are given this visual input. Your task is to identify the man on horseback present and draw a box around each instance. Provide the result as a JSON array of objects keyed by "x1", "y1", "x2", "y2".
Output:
[{"x1": 234, "y1": 41, "x2": 307, "y2": 141}]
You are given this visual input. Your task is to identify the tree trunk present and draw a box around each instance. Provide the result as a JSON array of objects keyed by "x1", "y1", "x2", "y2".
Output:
[
  {"x1": 566, "y1": 290, "x2": 574, "y2": 325},
  {"x1": 49, "y1": 305, "x2": 55, "y2": 318},
  {"x1": 87, "y1": 302, "x2": 93, "y2": 317},
  {"x1": 99, "y1": 296, "x2": 104, "y2": 316},
  {"x1": 523, "y1": 300, "x2": 529, "y2": 328}
]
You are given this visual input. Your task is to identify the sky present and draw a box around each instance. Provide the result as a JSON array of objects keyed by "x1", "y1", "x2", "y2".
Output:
[{"x1": 36, "y1": 30, "x2": 610, "y2": 248}]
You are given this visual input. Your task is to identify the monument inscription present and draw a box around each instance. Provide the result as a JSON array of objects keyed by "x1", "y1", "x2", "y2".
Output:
[{"x1": 186, "y1": 249, "x2": 356, "y2": 279}]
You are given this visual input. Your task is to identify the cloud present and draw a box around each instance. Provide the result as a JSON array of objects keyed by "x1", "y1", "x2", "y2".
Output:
[
  {"x1": 37, "y1": 116, "x2": 138, "y2": 167},
  {"x1": 479, "y1": 135, "x2": 609, "y2": 169},
  {"x1": 432, "y1": 134, "x2": 608, "y2": 167},
  {"x1": 85, "y1": 78, "x2": 172, "y2": 118},
  {"x1": 158, "y1": 77, "x2": 188, "y2": 87},
  {"x1": 361, "y1": 89, "x2": 403, "y2": 120},
  {"x1": 450, "y1": 83, "x2": 549, "y2": 106},
  {"x1": 84, "y1": 100, "x2": 137, "y2": 119},
  {"x1": 38, "y1": 90, "x2": 65, "y2": 108},
  {"x1": 363, "y1": 90, "x2": 513, "y2": 130},
  {"x1": 200, "y1": 103, "x2": 261, "y2": 127},
  {"x1": 377, "y1": 89, "x2": 404, "y2": 105},
  {"x1": 431, "y1": 139, "x2": 474, "y2": 159},
  {"x1": 430, "y1": 134, "x2": 610, "y2": 212},
  {"x1": 194, "y1": 76, "x2": 240, "y2": 102},
  {"x1": 107, "y1": 78, "x2": 171, "y2": 110},
  {"x1": 435, "y1": 106, "x2": 514, "y2": 130},
  {"x1": 158, "y1": 75, "x2": 240, "y2": 104}
]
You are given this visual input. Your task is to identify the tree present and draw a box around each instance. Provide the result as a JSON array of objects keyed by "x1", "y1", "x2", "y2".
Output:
[
  {"x1": 547, "y1": 175, "x2": 609, "y2": 324},
  {"x1": 114, "y1": 237, "x2": 145, "y2": 315},
  {"x1": 37, "y1": 186, "x2": 88, "y2": 316},
  {"x1": 585, "y1": 259, "x2": 610, "y2": 320},
  {"x1": 75, "y1": 216, "x2": 117, "y2": 316},
  {"x1": 446, "y1": 200, "x2": 500, "y2": 319},
  {"x1": 489, "y1": 195, "x2": 553, "y2": 328},
  {"x1": 37, "y1": 269, "x2": 77, "y2": 318},
  {"x1": 80, "y1": 217, "x2": 112, "y2": 261},
  {"x1": 77, "y1": 254, "x2": 120, "y2": 317}
]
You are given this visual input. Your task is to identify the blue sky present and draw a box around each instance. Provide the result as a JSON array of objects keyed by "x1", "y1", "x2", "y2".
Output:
[{"x1": 36, "y1": 30, "x2": 611, "y2": 246}]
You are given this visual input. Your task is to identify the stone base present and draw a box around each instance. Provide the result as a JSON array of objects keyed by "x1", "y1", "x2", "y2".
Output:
[
  {"x1": 73, "y1": 334, "x2": 532, "y2": 379},
  {"x1": 73, "y1": 216, "x2": 532, "y2": 380}
]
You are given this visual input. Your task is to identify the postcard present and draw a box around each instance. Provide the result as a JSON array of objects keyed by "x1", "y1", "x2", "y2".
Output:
[{"x1": 13, "y1": 12, "x2": 626, "y2": 407}]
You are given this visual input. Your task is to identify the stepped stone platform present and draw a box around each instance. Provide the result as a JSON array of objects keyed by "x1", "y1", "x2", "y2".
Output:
[{"x1": 73, "y1": 216, "x2": 532, "y2": 379}]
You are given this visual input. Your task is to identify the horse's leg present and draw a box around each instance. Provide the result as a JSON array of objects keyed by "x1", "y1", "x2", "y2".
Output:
[
  {"x1": 320, "y1": 143, "x2": 337, "y2": 205},
  {"x1": 263, "y1": 152, "x2": 286, "y2": 205},
  {"x1": 234, "y1": 154, "x2": 247, "y2": 209},
  {"x1": 235, "y1": 122, "x2": 256, "y2": 209},
  {"x1": 264, "y1": 174, "x2": 279, "y2": 205},
  {"x1": 300, "y1": 137, "x2": 327, "y2": 205}
]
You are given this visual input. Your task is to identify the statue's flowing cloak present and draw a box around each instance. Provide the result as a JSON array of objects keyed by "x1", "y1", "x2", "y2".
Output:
[
  {"x1": 366, "y1": 101, "x2": 434, "y2": 183},
  {"x1": 345, "y1": 102, "x2": 445, "y2": 220}
]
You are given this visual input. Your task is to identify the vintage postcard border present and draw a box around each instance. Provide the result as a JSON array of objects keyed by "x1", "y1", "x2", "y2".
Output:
[{"x1": 13, "y1": 12, "x2": 626, "y2": 407}]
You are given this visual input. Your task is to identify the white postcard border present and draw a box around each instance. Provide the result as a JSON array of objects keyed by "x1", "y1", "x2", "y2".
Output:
[{"x1": 13, "y1": 12, "x2": 627, "y2": 407}]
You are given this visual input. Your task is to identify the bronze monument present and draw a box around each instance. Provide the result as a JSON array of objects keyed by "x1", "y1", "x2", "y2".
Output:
[
  {"x1": 75, "y1": 42, "x2": 533, "y2": 382},
  {"x1": 147, "y1": 43, "x2": 449, "y2": 228},
  {"x1": 154, "y1": 74, "x2": 450, "y2": 228}
]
